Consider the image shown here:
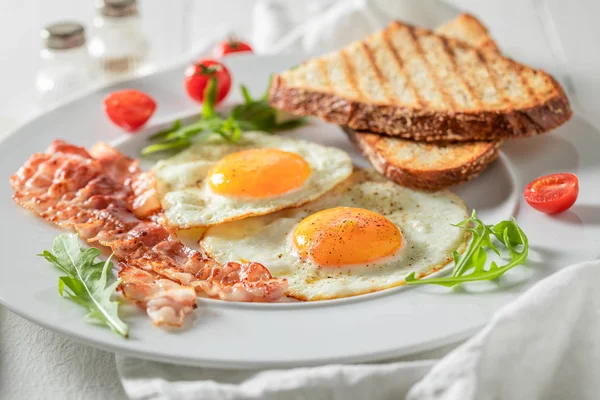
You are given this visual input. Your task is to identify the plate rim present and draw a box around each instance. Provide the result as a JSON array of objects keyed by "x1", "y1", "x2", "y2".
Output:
[{"x1": 1, "y1": 53, "x2": 596, "y2": 369}]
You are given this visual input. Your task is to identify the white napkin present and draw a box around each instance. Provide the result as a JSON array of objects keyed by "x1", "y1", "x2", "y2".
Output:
[
  {"x1": 408, "y1": 260, "x2": 600, "y2": 400},
  {"x1": 251, "y1": 0, "x2": 457, "y2": 55},
  {"x1": 117, "y1": 260, "x2": 600, "y2": 400},
  {"x1": 174, "y1": 0, "x2": 458, "y2": 62},
  {"x1": 117, "y1": 1, "x2": 599, "y2": 399},
  {"x1": 117, "y1": 358, "x2": 435, "y2": 400}
]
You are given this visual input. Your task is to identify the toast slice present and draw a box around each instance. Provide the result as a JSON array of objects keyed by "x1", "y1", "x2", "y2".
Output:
[
  {"x1": 347, "y1": 128, "x2": 501, "y2": 190},
  {"x1": 269, "y1": 18, "x2": 571, "y2": 141},
  {"x1": 348, "y1": 14, "x2": 503, "y2": 191}
]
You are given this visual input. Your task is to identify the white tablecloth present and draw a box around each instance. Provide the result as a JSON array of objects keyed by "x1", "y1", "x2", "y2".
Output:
[
  {"x1": 116, "y1": 260, "x2": 600, "y2": 400},
  {"x1": 1, "y1": 0, "x2": 599, "y2": 398}
]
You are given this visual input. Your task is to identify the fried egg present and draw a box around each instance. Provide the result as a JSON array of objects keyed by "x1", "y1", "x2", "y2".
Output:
[
  {"x1": 200, "y1": 169, "x2": 469, "y2": 300},
  {"x1": 153, "y1": 131, "x2": 353, "y2": 228}
]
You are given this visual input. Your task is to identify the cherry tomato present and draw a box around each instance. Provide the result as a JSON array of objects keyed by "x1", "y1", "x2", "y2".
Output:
[
  {"x1": 104, "y1": 90, "x2": 156, "y2": 132},
  {"x1": 524, "y1": 173, "x2": 579, "y2": 214},
  {"x1": 213, "y1": 39, "x2": 253, "y2": 58},
  {"x1": 184, "y1": 59, "x2": 232, "y2": 103}
]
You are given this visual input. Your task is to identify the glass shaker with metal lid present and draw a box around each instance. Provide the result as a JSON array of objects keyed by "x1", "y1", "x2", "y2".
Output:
[
  {"x1": 35, "y1": 22, "x2": 96, "y2": 107},
  {"x1": 89, "y1": 0, "x2": 152, "y2": 79}
]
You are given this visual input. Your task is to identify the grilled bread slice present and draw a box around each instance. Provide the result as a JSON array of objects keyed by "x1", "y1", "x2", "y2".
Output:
[
  {"x1": 269, "y1": 19, "x2": 571, "y2": 141},
  {"x1": 348, "y1": 14, "x2": 502, "y2": 191},
  {"x1": 347, "y1": 128, "x2": 501, "y2": 190}
]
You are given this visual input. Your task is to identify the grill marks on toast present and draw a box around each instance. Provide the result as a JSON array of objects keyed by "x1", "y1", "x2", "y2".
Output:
[
  {"x1": 405, "y1": 25, "x2": 457, "y2": 109},
  {"x1": 270, "y1": 16, "x2": 572, "y2": 141},
  {"x1": 485, "y1": 54, "x2": 533, "y2": 106},
  {"x1": 439, "y1": 36, "x2": 482, "y2": 109},
  {"x1": 343, "y1": 42, "x2": 400, "y2": 103},
  {"x1": 303, "y1": 60, "x2": 327, "y2": 91},
  {"x1": 388, "y1": 25, "x2": 447, "y2": 109},
  {"x1": 316, "y1": 58, "x2": 334, "y2": 93},
  {"x1": 380, "y1": 30, "x2": 422, "y2": 107},
  {"x1": 304, "y1": 59, "x2": 335, "y2": 94},
  {"x1": 360, "y1": 42, "x2": 394, "y2": 104},
  {"x1": 339, "y1": 50, "x2": 364, "y2": 101},
  {"x1": 519, "y1": 69, "x2": 539, "y2": 104},
  {"x1": 476, "y1": 52, "x2": 519, "y2": 108},
  {"x1": 461, "y1": 50, "x2": 506, "y2": 108},
  {"x1": 435, "y1": 15, "x2": 504, "y2": 108},
  {"x1": 393, "y1": 22, "x2": 558, "y2": 110}
]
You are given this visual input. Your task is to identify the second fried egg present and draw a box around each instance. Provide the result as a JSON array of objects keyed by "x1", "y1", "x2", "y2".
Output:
[
  {"x1": 200, "y1": 170, "x2": 469, "y2": 300},
  {"x1": 153, "y1": 131, "x2": 353, "y2": 228}
]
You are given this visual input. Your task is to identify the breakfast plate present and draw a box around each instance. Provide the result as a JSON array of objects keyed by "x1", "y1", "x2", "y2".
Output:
[{"x1": 1, "y1": 54, "x2": 599, "y2": 369}]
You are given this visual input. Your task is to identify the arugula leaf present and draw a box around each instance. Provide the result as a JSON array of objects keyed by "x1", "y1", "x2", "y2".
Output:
[
  {"x1": 231, "y1": 100, "x2": 273, "y2": 123},
  {"x1": 218, "y1": 115, "x2": 243, "y2": 142},
  {"x1": 163, "y1": 120, "x2": 218, "y2": 141},
  {"x1": 230, "y1": 86, "x2": 307, "y2": 132},
  {"x1": 141, "y1": 80, "x2": 306, "y2": 156},
  {"x1": 202, "y1": 77, "x2": 218, "y2": 119},
  {"x1": 141, "y1": 138, "x2": 192, "y2": 156},
  {"x1": 491, "y1": 220, "x2": 524, "y2": 246},
  {"x1": 38, "y1": 234, "x2": 128, "y2": 337},
  {"x1": 405, "y1": 211, "x2": 529, "y2": 287},
  {"x1": 240, "y1": 84, "x2": 253, "y2": 104},
  {"x1": 149, "y1": 119, "x2": 181, "y2": 142}
]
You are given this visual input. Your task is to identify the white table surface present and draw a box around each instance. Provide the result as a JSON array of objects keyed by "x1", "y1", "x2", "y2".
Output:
[{"x1": 1, "y1": 0, "x2": 598, "y2": 399}]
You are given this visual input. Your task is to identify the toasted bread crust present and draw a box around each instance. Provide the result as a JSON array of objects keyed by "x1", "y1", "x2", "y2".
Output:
[
  {"x1": 269, "y1": 17, "x2": 573, "y2": 141},
  {"x1": 436, "y1": 13, "x2": 499, "y2": 52},
  {"x1": 345, "y1": 128, "x2": 501, "y2": 190},
  {"x1": 269, "y1": 74, "x2": 572, "y2": 141}
]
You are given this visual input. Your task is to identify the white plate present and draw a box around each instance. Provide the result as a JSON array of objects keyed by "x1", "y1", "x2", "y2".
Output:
[{"x1": 1, "y1": 55, "x2": 599, "y2": 369}]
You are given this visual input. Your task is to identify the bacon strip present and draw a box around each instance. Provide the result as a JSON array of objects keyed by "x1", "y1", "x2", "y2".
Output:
[
  {"x1": 10, "y1": 140, "x2": 287, "y2": 326},
  {"x1": 119, "y1": 267, "x2": 197, "y2": 326}
]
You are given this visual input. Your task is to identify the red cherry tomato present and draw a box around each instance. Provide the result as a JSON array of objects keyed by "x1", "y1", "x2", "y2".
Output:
[
  {"x1": 524, "y1": 173, "x2": 579, "y2": 214},
  {"x1": 184, "y1": 59, "x2": 232, "y2": 104},
  {"x1": 104, "y1": 90, "x2": 156, "y2": 132},
  {"x1": 213, "y1": 39, "x2": 253, "y2": 58}
]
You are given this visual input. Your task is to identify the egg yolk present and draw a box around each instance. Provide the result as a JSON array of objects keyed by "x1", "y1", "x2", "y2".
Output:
[
  {"x1": 207, "y1": 148, "x2": 311, "y2": 198},
  {"x1": 292, "y1": 207, "x2": 403, "y2": 267}
]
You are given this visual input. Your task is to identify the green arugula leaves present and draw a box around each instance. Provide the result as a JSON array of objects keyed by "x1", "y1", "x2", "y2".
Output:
[
  {"x1": 405, "y1": 211, "x2": 529, "y2": 287},
  {"x1": 141, "y1": 78, "x2": 306, "y2": 156},
  {"x1": 38, "y1": 234, "x2": 128, "y2": 337}
]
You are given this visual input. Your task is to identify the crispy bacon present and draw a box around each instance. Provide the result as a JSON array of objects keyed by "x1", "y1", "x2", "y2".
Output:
[
  {"x1": 119, "y1": 267, "x2": 197, "y2": 326},
  {"x1": 130, "y1": 171, "x2": 162, "y2": 218},
  {"x1": 89, "y1": 142, "x2": 139, "y2": 185},
  {"x1": 10, "y1": 140, "x2": 287, "y2": 327}
]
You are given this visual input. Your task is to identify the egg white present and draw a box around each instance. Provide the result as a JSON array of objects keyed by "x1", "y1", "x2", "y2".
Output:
[
  {"x1": 200, "y1": 169, "x2": 469, "y2": 300},
  {"x1": 153, "y1": 131, "x2": 353, "y2": 228}
]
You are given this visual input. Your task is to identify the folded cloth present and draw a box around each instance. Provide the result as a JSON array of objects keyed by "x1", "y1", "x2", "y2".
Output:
[
  {"x1": 117, "y1": 358, "x2": 435, "y2": 400},
  {"x1": 252, "y1": 0, "x2": 457, "y2": 55},
  {"x1": 178, "y1": 0, "x2": 458, "y2": 61},
  {"x1": 407, "y1": 259, "x2": 600, "y2": 400},
  {"x1": 117, "y1": 260, "x2": 600, "y2": 400}
]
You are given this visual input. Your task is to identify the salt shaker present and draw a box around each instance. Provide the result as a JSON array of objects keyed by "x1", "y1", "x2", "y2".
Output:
[
  {"x1": 36, "y1": 22, "x2": 96, "y2": 108},
  {"x1": 88, "y1": 0, "x2": 151, "y2": 79}
]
